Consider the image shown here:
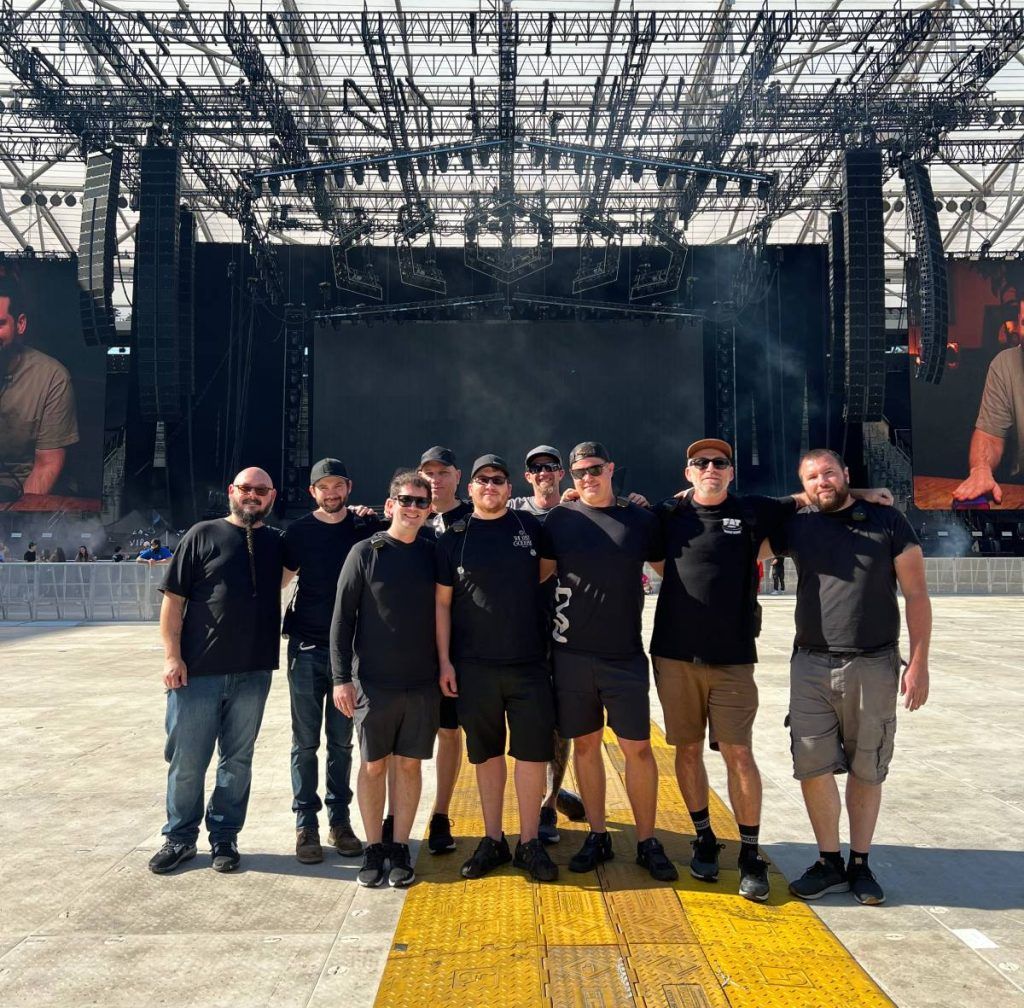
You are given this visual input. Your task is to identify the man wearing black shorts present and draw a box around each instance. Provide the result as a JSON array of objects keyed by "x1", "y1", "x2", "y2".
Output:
[
  {"x1": 436, "y1": 454, "x2": 559, "y2": 882},
  {"x1": 416, "y1": 445, "x2": 473, "y2": 855},
  {"x1": 771, "y1": 449, "x2": 931, "y2": 906},
  {"x1": 281, "y1": 458, "x2": 382, "y2": 864},
  {"x1": 331, "y1": 471, "x2": 438, "y2": 889},
  {"x1": 539, "y1": 442, "x2": 677, "y2": 882},
  {"x1": 508, "y1": 444, "x2": 586, "y2": 843}
]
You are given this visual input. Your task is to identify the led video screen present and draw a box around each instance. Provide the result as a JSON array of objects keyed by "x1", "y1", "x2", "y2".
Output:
[
  {"x1": 911, "y1": 259, "x2": 1024, "y2": 510},
  {"x1": 313, "y1": 319, "x2": 703, "y2": 505},
  {"x1": 0, "y1": 258, "x2": 107, "y2": 511}
]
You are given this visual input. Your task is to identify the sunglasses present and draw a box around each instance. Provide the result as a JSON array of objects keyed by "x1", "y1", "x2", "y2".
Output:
[
  {"x1": 473, "y1": 474, "x2": 508, "y2": 486},
  {"x1": 393, "y1": 494, "x2": 431, "y2": 509},
  {"x1": 234, "y1": 484, "x2": 273, "y2": 496},
  {"x1": 688, "y1": 457, "x2": 731, "y2": 470},
  {"x1": 570, "y1": 463, "x2": 607, "y2": 480},
  {"x1": 528, "y1": 462, "x2": 561, "y2": 474}
]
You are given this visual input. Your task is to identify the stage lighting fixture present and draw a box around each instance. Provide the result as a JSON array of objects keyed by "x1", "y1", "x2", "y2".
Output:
[
  {"x1": 436, "y1": 150, "x2": 449, "y2": 173},
  {"x1": 64, "y1": 194, "x2": 76, "y2": 207},
  {"x1": 574, "y1": 153, "x2": 586, "y2": 176},
  {"x1": 961, "y1": 199, "x2": 973, "y2": 212},
  {"x1": 35, "y1": 194, "x2": 47, "y2": 206},
  {"x1": 49, "y1": 193, "x2": 61, "y2": 207},
  {"x1": 892, "y1": 198, "x2": 904, "y2": 212},
  {"x1": 352, "y1": 163, "x2": 365, "y2": 185},
  {"x1": 945, "y1": 199, "x2": 958, "y2": 212},
  {"x1": 1002, "y1": 110, "x2": 1017, "y2": 126},
  {"x1": 333, "y1": 167, "x2": 345, "y2": 188},
  {"x1": 20, "y1": 193, "x2": 31, "y2": 205},
  {"x1": 655, "y1": 165, "x2": 669, "y2": 186},
  {"x1": 460, "y1": 149, "x2": 474, "y2": 172},
  {"x1": 738, "y1": 177, "x2": 752, "y2": 198},
  {"x1": 882, "y1": 199, "x2": 891, "y2": 212},
  {"x1": 985, "y1": 109, "x2": 999, "y2": 126},
  {"x1": 268, "y1": 177, "x2": 282, "y2": 197},
  {"x1": 715, "y1": 176, "x2": 727, "y2": 196},
  {"x1": 549, "y1": 149, "x2": 561, "y2": 169},
  {"x1": 612, "y1": 159, "x2": 625, "y2": 179},
  {"x1": 479, "y1": 146, "x2": 491, "y2": 167},
  {"x1": 130, "y1": 195, "x2": 139, "y2": 211},
  {"x1": 251, "y1": 177, "x2": 263, "y2": 197},
  {"x1": 532, "y1": 146, "x2": 545, "y2": 168},
  {"x1": 295, "y1": 174, "x2": 308, "y2": 194},
  {"x1": 976, "y1": 199, "x2": 987, "y2": 212},
  {"x1": 756, "y1": 179, "x2": 770, "y2": 201},
  {"x1": 417, "y1": 156, "x2": 430, "y2": 178},
  {"x1": 117, "y1": 195, "x2": 128, "y2": 209}
]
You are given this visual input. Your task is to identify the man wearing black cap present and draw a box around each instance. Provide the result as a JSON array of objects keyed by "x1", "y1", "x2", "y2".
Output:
[
  {"x1": 416, "y1": 445, "x2": 472, "y2": 854},
  {"x1": 281, "y1": 458, "x2": 383, "y2": 864},
  {"x1": 538, "y1": 441, "x2": 677, "y2": 882},
  {"x1": 508, "y1": 444, "x2": 586, "y2": 843},
  {"x1": 436, "y1": 454, "x2": 559, "y2": 882}
]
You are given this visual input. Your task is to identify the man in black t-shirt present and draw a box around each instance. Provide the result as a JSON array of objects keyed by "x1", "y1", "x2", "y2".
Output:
[
  {"x1": 149, "y1": 466, "x2": 285, "y2": 877},
  {"x1": 416, "y1": 445, "x2": 472, "y2": 855},
  {"x1": 771, "y1": 449, "x2": 931, "y2": 907},
  {"x1": 281, "y1": 458, "x2": 383, "y2": 865},
  {"x1": 331, "y1": 471, "x2": 438, "y2": 890},
  {"x1": 436, "y1": 454, "x2": 559, "y2": 883},
  {"x1": 539, "y1": 441, "x2": 677, "y2": 883},
  {"x1": 652, "y1": 438, "x2": 796, "y2": 902}
]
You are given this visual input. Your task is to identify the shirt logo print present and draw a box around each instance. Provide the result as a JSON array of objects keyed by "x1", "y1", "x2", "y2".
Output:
[
  {"x1": 512, "y1": 532, "x2": 534, "y2": 549},
  {"x1": 721, "y1": 518, "x2": 743, "y2": 534},
  {"x1": 552, "y1": 585, "x2": 572, "y2": 643}
]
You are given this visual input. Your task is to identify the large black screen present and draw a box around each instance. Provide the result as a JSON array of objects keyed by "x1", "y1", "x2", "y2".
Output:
[{"x1": 313, "y1": 319, "x2": 703, "y2": 504}]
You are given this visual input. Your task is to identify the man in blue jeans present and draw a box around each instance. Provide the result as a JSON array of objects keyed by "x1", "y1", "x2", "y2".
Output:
[
  {"x1": 281, "y1": 458, "x2": 382, "y2": 863},
  {"x1": 149, "y1": 466, "x2": 285, "y2": 875}
]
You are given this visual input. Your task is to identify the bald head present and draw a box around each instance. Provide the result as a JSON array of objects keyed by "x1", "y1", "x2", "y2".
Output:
[{"x1": 227, "y1": 467, "x2": 276, "y2": 526}]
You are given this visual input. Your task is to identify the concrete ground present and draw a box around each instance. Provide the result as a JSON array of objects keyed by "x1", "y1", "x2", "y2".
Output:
[{"x1": 0, "y1": 597, "x2": 1021, "y2": 1008}]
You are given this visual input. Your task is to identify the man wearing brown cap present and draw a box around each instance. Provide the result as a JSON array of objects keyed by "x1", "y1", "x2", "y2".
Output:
[
  {"x1": 280, "y1": 458, "x2": 383, "y2": 864},
  {"x1": 652, "y1": 438, "x2": 891, "y2": 901},
  {"x1": 539, "y1": 441, "x2": 677, "y2": 882}
]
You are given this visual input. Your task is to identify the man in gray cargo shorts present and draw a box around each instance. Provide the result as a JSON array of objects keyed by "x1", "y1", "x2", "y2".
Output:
[{"x1": 770, "y1": 449, "x2": 931, "y2": 907}]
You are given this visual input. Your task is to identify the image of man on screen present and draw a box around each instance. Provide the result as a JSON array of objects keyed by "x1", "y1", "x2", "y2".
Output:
[
  {"x1": 953, "y1": 300, "x2": 1024, "y2": 504},
  {"x1": 0, "y1": 271, "x2": 78, "y2": 501}
]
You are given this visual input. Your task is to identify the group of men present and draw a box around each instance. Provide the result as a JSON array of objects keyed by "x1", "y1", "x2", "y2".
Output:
[{"x1": 149, "y1": 437, "x2": 930, "y2": 908}]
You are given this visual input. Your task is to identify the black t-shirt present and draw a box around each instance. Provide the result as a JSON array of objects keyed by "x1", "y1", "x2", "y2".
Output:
[
  {"x1": 539, "y1": 499, "x2": 664, "y2": 658},
  {"x1": 435, "y1": 510, "x2": 546, "y2": 663},
  {"x1": 330, "y1": 532, "x2": 437, "y2": 689},
  {"x1": 423, "y1": 499, "x2": 473, "y2": 538},
  {"x1": 651, "y1": 493, "x2": 796, "y2": 665},
  {"x1": 161, "y1": 519, "x2": 285, "y2": 676},
  {"x1": 770, "y1": 502, "x2": 921, "y2": 651},
  {"x1": 282, "y1": 511, "x2": 383, "y2": 645}
]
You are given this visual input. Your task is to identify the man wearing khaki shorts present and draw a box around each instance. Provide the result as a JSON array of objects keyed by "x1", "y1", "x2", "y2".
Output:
[{"x1": 651, "y1": 439, "x2": 799, "y2": 901}]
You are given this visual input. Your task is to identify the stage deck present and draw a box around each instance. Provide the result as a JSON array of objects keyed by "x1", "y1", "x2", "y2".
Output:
[{"x1": 0, "y1": 598, "x2": 1020, "y2": 1008}]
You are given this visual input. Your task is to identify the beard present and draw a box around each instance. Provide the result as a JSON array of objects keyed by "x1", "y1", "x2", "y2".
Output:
[
  {"x1": 229, "y1": 498, "x2": 272, "y2": 526},
  {"x1": 318, "y1": 497, "x2": 347, "y2": 514},
  {"x1": 814, "y1": 484, "x2": 850, "y2": 512}
]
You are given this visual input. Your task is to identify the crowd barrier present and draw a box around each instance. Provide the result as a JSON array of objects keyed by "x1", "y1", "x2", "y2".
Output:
[{"x1": 1, "y1": 556, "x2": 1022, "y2": 623}]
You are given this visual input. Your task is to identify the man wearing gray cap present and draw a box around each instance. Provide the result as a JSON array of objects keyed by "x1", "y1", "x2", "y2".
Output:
[{"x1": 280, "y1": 459, "x2": 383, "y2": 864}]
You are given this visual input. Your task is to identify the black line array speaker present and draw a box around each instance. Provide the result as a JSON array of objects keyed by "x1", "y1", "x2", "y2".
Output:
[
  {"x1": 178, "y1": 207, "x2": 196, "y2": 397},
  {"x1": 135, "y1": 147, "x2": 182, "y2": 422},
  {"x1": 841, "y1": 147, "x2": 886, "y2": 421},
  {"x1": 903, "y1": 159, "x2": 948, "y2": 384},
  {"x1": 281, "y1": 305, "x2": 309, "y2": 513},
  {"x1": 827, "y1": 210, "x2": 846, "y2": 399},
  {"x1": 78, "y1": 150, "x2": 122, "y2": 347}
]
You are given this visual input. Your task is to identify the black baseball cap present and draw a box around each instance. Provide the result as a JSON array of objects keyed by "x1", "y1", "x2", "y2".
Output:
[
  {"x1": 310, "y1": 458, "x2": 349, "y2": 484},
  {"x1": 525, "y1": 445, "x2": 562, "y2": 466},
  {"x1": 568, "y1": 441, "x2": 611, "y2": 465},
  {"x1": 419, "y1": 446, "x2": 458, "y2": 467},
  {"x1": 471, "y1": 453, "x2": 510, "y2": 478}
]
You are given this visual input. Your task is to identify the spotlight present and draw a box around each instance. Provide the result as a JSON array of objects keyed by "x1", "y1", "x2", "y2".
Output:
[
  {"x1": 532, "y1": 146, "x2": 545, "y2": 168},
  {"x1": 35, "y1": 194, "x2": 47, "y2": 206},
  {"x1": 332, "y1": 167, "x2": 345, "y2": 188},
  {"x1": 117, "y1": 195, "x2": 128, "y2": 209},
  {"x1": 738, "y1": 177, "x2": 752, "y2": 198},
  {"x1": 945, "y1": 199, "x2": 958, "y2": 213},
  {"x1": 478, "y1": 146, "x2": 491, "y2": 167},
  {"x1": 268, "y1": 176, "x2": 282, "y2": 197},
  {"x1": 294, "y1": 174, "x2": 308, "y2": 194},
  {"x1": 574, "y1": 153, "x2": 586, "y2": 176},
  {"x1": 549, "y1": 149, "x2": 561, "y2": 170},
  {"x1": 985, "y1": 109, "x2": 999, "y2": 126},
  {"x1": 629, "y1": 162, "x2": 643, "y2": 182},
  {"x1": 20, "y1": 193, "x2": 31, "y2": 205},
  {"x1": 435, "y1": 150, "x2": 449, "y2": 173},
  {"x1": 64, "y1": 194, "x2": 77, "y2": 207},
  {"x1": 377, "y1": 160, "x2": 390, "y2": 182},
  {"x1": 756, "y1": 179, "x2": 770, "y2": 201},
  {"x1": 50, "y1": 193, "x2": 61, "y2": 207},
  {"x1": 715, "y1": 176, "x2": 727, "y2": 196},
  {"x1": 1002, "y1": 110, "x2": 1017, "y2": 126},
  {"x1": 961, "y1": 199, "x2": 973, "y2": 213},
  {"x1": 892, "y1": 198, "x2": 904, "y2": 212},
  {"x1": 882, "y1": 199, "x2": 891, "y2": 212},
  {"x1": 351, "y1": 163, "x2": 365, "y2": 185},
  {"x1": 976, "y1": 199, "x2": 987, "y2": 212},
  {"x1": 460, "y1": 149, "x2": 474, "y2": 172},
  {"x1": 655, "y1": 165, "x2": 669, "y2": 186}
]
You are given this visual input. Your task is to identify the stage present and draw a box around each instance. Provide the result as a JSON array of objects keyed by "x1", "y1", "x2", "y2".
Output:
[{"x1": 0, "y1": 597, "x2": 1019, "y2": 1008}]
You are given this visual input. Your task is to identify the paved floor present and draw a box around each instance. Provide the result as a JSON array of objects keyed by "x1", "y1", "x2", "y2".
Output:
[{"x1": 0, "y1": 597, "x2": 1021, "y2": 1007}]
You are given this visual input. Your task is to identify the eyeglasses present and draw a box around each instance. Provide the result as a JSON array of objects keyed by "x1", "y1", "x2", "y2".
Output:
[
  {"x1": 570, "y1": 463, "x2": 607, "y2": 480},
  {"x1": 473, "y1": 474, "x2": 508, "y2": 486},
  {"x1": 527, "y1": 462, "x2": 561, "y2": 474},
  {"x1": 688, "y1": 457, "x2": 731, "y2": 470},
  {"x1": 393, "y1": 494, "x2": 431, "y2": 509},
  {"x1": 234, "y1": 484, "x2": 273, "y2": 496}
]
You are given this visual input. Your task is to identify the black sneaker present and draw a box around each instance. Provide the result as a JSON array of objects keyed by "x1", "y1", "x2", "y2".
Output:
[
  {"x1": 428, "y1": 812, "x2": 457, "y2": 854},
  {"x1": 789, "y1": 859, "x2": 850, "y2": 900},
  {"x1": 381, "y1": 815, "x2": 394, "y2": 846},
  {"x1": 514, "y1": 838, "x2": 559, "y2": 882},
  {"x1": 148, "y1": 840, "x2": 197, "y2": 875},
  {"x1": 387, "y1": 843, "x2": 416, "y2": 888},
  {"x1": 569, "y1": 831, "x2": 614, "y2": 873},
  {"x1": 847, "y1": 859, "x2": 885, "y2": 905},
  {"x1": 636, "y1": 837, "x2": 679, "y2": 882},
  {"x1": 357, "y1": 843, "x2": 388, "y2": 887},
  {"x1": 211, "y1": 840, "x2": 240, "y2": 873},
  {"x1": 555, "y1": 788, "x2": 586, "y2": 822},
  {"x1": 537, "y1": 807, "x2": 560, "y2": 845},
  {"x1": 738, "y1": 854, "x2": 771, "y2": 902},
  {"x1": 460, "y1": 835, "x2": 512, "y2": 879},
  {"x1": 689, "y1": 838, "x2": 724, "y2": 881}
]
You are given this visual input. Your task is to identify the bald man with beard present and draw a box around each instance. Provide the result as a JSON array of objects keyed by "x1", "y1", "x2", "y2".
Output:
[{"x1": 149, "y1": 467, "x2": 286, "y2": 875}]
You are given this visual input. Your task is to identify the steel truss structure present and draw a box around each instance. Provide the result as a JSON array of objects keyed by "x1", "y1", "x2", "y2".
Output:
[{"x1": 1, "y1": 0, "x2": 1024, "y2": 299}]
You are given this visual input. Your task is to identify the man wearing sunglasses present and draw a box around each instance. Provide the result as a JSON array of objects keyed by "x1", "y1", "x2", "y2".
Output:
[
  {"x1": 508, "y1": 445, "x2": 587, "y2": 843},
  {"x1": 652, "y1": 438, "x2": 893, "y2": 902},
  {"x1": 538, "y1": 441, "x2": 677, "y2": 882},
  {"x1": 280, "y1": 458, "x2": 384, "y2": 865},
  {"x1": 331, "y1": 472, "x2": 438, "y2": 890},
  {"x1": 415, "y1": 445, "x2": 473, "y2": 856},
  {"x1": 436, "y1": 454, "x2": 559, "y2": 882},
  {"x1": 149, "y1": 467, "x2": 284, "y2": 876}
]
